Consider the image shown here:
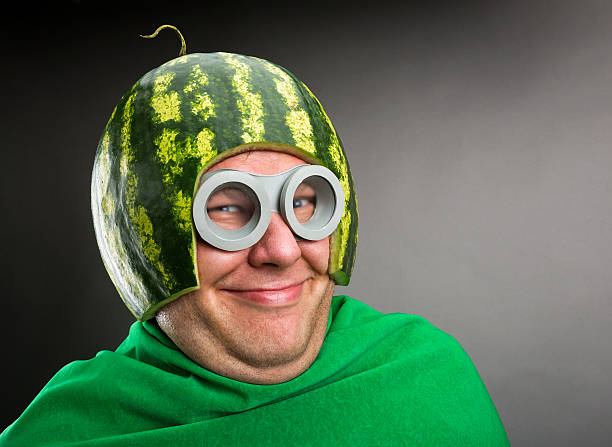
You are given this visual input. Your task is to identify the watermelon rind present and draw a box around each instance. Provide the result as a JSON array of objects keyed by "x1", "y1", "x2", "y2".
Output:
[{"x1": 91, "y1": 52, "x2": 358, "y2": 320}]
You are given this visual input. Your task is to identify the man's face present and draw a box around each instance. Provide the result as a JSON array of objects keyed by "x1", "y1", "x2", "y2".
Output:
[{"x1": 156, "y1": 150, "x2": 334, "y2": 384}]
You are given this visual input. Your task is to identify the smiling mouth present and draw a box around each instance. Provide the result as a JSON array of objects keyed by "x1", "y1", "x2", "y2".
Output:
[{"x1": 221, "y1": 282, "x2": 305, "y2": 307}]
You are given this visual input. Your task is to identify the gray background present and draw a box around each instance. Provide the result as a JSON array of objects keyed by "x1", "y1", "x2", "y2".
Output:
[{"x1": 2, "y1": 1, "x2": 611, "y2": 445}]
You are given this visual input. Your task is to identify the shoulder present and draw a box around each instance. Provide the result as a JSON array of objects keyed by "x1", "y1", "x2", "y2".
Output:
[
  {"x1": 326, "y1": 297, "x2": 500, "y2": 405},
  {"x1": 326, "y1": 295, "x2": 487, "y2": 387},
  {"x1": 0, "y1": 325, "x2": 162, "y2": 445},
  {"x1": 324, "y1": 295, "x2": 510, "y2": 445},
  {"x1": 329, "y1": 295, "x2": 469, "y2": 360}
]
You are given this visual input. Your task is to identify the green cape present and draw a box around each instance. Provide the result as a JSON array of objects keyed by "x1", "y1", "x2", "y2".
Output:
[{"x1": 2, "y1": 296, "x2": 509, "y2": 446}]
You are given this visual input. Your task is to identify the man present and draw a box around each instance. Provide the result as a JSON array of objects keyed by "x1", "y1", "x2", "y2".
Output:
[{"x1": 1, "y1": 28, "x2": 510, "y2": 446}]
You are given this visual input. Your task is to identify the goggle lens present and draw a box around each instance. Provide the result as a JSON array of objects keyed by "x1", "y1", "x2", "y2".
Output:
[{"x1": 206, "y1": 186, "x2": 256, "y2": 231}]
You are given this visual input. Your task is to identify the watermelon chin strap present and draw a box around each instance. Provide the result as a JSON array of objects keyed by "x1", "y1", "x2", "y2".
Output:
[{"x1": 192, "y1": 165, "x2": 345, "y2": 251}]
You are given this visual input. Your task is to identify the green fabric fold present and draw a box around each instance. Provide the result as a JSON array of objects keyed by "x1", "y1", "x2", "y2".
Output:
[{"x1": 1, "y1": 296, "x2": 510, "y2": 446}]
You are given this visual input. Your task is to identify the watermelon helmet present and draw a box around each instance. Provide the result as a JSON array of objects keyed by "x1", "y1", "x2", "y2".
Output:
[{"x1": 91, "y1": 49, "x2": 358, "y2": 321}]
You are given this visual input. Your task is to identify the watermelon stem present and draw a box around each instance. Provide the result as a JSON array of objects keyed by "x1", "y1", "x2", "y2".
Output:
[{"x1": 140, "y1": 24, "x2": 187, "y2": 57}]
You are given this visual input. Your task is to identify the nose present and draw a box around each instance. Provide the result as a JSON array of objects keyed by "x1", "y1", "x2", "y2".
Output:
[{"x1": 247, "y1": 212, "x2": 301, "y2": 268}]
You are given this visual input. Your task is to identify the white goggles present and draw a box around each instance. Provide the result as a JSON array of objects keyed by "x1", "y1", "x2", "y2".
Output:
[{"x1": 192, "y1": 165, "x2": 345, "y2": 251}]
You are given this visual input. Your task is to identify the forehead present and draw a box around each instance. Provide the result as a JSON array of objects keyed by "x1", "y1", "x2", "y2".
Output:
[{"x1": 207, "y1": 150, "x2": 310, "y2": 175}]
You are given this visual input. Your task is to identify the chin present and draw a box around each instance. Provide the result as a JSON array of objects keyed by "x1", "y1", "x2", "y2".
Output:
[
  {"x1": 220, "y1": 278, "x2": 332, "y2": 370},
  {"x1": 230, "y1": 319, "x2": 317, "y2": 369}
]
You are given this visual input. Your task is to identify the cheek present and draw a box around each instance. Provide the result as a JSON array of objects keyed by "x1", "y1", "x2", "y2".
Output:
[
  {"x1": 299, "y1": 237, "x2": 330, "y2": 275},
  {"x1": 196, "y1": 241, "x2": 246, "y2": 286}
]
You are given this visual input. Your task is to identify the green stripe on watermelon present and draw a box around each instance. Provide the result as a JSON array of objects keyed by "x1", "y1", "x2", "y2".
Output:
[
  {"x1": 264, "y1": 62, "x2": 317, "y2": 155},
  {"x1": 251, "y1": 60, "x2": 294, "y2": 145},
  {"x1": 223, "y1": 53, "x2": 266, "y2": 144}
]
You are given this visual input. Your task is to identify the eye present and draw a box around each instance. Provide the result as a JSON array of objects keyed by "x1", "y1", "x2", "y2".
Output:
[
  {"x1": 206, "y1": 187, "x2": 256, "y2": 230},
  {"x1": 208, "y1": 205, "x2": 240, "y2": 213},
  {"x1": 293, "y1": 198, "x2": 313, "y2": 208}
]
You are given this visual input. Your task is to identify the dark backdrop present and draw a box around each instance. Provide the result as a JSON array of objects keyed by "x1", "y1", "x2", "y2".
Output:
[{"x1": 3, "y1": 2, "x2": 612, "y2": 445}]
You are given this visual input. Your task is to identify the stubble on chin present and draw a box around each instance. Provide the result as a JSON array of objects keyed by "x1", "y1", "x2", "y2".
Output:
[{"x1": 203, "y1": 277, "x2": 334, "y2": 370}]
